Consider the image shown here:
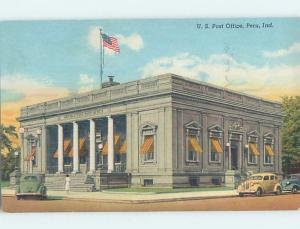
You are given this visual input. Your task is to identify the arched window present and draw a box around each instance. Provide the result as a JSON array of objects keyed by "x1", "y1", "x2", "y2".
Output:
[
  {"x1": 140, "y1": 123, "x2": 157, "y2": 162},
  {"x1": 185, "y1": 121, "x2": 202, "y2": 162}
]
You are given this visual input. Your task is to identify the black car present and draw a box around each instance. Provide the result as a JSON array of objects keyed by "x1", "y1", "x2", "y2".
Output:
[{"x1": 281, "y1": 173, "x2": 300, "y2": 193}]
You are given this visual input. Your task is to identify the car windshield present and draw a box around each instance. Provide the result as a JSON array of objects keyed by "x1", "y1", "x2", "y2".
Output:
[
  {"x1": 23, "y1": 176, "x2": 38, "y2": 181},
  {"x1": 249, "y1": 176, "x2": 263, "y2": 180}
]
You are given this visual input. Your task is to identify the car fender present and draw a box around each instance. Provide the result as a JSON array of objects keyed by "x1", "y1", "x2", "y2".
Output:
[
  {"x1": 254, "y1": 184, "x2": 263, "y2": 193},
  {"x1": 273, "y1": 183, "x2": 281, "y2": 192}
]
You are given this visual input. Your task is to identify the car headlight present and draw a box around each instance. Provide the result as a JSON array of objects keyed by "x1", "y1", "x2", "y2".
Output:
[
  {"x1": 286, "y1": 181, "x2": 290, "y2": 185},
  {"x1": 250, "y1": 182, "x2": 254, "y2": 186}
]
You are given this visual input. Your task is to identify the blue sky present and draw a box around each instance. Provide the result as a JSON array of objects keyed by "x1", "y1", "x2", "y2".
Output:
[{"x1": 1, "y1": 18, "x2": 300, "y2": 124}]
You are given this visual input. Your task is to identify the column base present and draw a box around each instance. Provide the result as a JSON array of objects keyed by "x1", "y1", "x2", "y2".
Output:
[
  {"x1": 72, "y1": 170, "x2": 80, "y2": 174},
  {"x1": 56, "y1": 171, "x2": 64, "y2": 174},
  {"x1": 87, "y1": 170, "x2": 96, "y2": 175},
  {"x1": 107, "y1": 169, "x2": 113, "y2": 174}
]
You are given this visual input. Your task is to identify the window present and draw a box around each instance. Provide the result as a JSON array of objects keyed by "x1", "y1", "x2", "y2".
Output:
[
  {"x1": 208, "y1": 125, "x2": 223, "y2": 163},
  {"x1": 248, "y1": 142, "x2": 259, "y2": 164},
  {"x1": 247, "y1": 132, "x2": 260, "y2": 165},
  {"x1": 143, "y1": 179, "x2": 153, "y2": 186},
  {"x1": 140, "y1": 123, "x2": 157, "y2": 163},
  {"x1": 270, "y1": 175, "x2": 274, "y2": 180},
  {"x1": 264, "y1": 176, "x2": 270, "y2": 180},
  {"x1": 264, "y1": 143, "x2": 274, "y2": 164},
  {"x1": 187, "y1": 135, "x2": 202, "y2": 162},
  {"x1": 210, "y1": 137, "x2": 223, "y2": 162},
  {"x1": 263, "y1": 133, "x2": 274, "y2": 165},
  {"x1": 185, "y1": 121, "x2": 202, "y2": 163}
]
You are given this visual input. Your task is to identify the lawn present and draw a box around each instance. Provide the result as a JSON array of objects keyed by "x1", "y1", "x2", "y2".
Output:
[
  {"x1": 103, "y1": 186, "x2": 234, "y2": 194},
  {"x1": 0, "y1": 180, "x2": 10, "y2": 188}
]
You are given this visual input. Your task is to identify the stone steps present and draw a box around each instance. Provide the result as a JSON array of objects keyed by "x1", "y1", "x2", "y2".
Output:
[{"x1": 45, "y1": 174, "x2": 96, "y2": 192}]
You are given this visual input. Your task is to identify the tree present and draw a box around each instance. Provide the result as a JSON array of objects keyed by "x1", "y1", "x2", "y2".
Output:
[
  {"x1": 282, "y1": 96, "x2": 300, "y2": 174},
  {"x1": 0, "y1": 124, "x2": 18, "y2": 180}
]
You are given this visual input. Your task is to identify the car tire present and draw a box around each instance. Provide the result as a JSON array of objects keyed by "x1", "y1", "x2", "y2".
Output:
[
  {"x1": 275, "y1": 187, "x2": 282, "y2": 195},
  {"x1": 239, "y1": 193, "x2": 244, "y2": 197},
  {"x1": 16, "y1": 196, "x2": 21, "y2": 200},
  {"x1": 255, "y1": 188, "x2": 262, "y2": 197},
  {"x1": 292, "y1": 186, "x2": 298, "y2": 194}
]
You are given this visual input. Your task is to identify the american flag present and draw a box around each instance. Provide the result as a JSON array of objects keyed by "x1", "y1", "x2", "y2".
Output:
[{"x1": 101, "y1": 33, "x2": 120, "y2": 53}]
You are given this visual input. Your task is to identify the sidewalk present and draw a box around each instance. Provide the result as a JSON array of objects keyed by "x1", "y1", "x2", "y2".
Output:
[{"x1": 1, "y1": 188, "x2": 237, "y2": 203}]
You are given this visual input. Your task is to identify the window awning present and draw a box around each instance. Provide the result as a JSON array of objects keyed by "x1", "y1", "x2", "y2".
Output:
[
  {"x1": 265, "y1": 144, "x2": 274, "y2": 156},
  {"x1": 119, "y1": 140, "x2": 127, "y2": 154},
  {"x1": 249, "y1": 143, "x2": 260, "y2": 156},
  {"x1": 66, "y1": 138, "x2": 87, "y2": 157},
  {"x1": 102, "y1": 134, "x2": 121, "y2": 155},
  {"x1": 79, "y1": 138, "x2": 87, "y2": 157},
  {"x1": 25, "y1": 146, "x2": 36, "y2": 161},
  {"x1": 188, "y1": 136, "x2": 203, "y2": 154},
  {"x1": 140, "y1": 135, "x2": 154, "y2": 154},
  {"x1": 53, "y1": 139, "x2": 71, "y2": 158},
  {"x1": 211, "y1": 138, "x2": 223, "y2": 153}
]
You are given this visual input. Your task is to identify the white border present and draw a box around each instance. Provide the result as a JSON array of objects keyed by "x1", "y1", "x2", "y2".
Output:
[{"x1": 1, "y1": 0, "x2": 300, "y2": 228}]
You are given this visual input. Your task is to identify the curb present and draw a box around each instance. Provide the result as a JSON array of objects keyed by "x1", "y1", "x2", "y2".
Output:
[{"x1": 63, "y1": 194, "x2": 237, "y2": 204}]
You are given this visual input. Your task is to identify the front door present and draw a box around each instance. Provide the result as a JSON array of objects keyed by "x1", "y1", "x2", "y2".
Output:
[{"x1": 230, "y1": 145, "x2": 238, "y2": 170}]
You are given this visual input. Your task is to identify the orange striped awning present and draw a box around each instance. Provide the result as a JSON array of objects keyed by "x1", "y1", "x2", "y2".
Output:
[
  {"x1": 119, "y1": 140, "x2": 127, "y2": 154},
  {"x1": 140, "y1": 135, "x2": 154, "y2": 154},
  {"x1": 265, "y1": 144, "x2": 274, "y2": 156},
  {"x1": 53, "y1": 139, "x2": 71, "y2": 158},
  {"x1": 102, "y1": 134, "x2": 121, "y2": 155},
  {"x1": 79, "y1": 138, "x2": 87, "y2": 157},
  {"x1": 249, "y1": 143, "x2": 260, "y2": 156},
  {"x1": 188, "y1": 136, "x2": 203, "y2": 154},
  {"x1": 66, "y1": 138, "x2": 87, "y2": 157},
  {"x1": 24, "y1": 146, "x2": 36, "y2": 161},
  {"x1": 211, "y1": 138, "x2": 223, "y2": 153}
]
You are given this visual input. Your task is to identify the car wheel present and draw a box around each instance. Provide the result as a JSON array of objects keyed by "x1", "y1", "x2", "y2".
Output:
[
  {"x1": 292, "y1": 186, "x2": 298, "y2": 194},
  {"x1": 255, "y1": 188, "x2": 262, "y2": 197},
  {"x1": 275, "y1": 187, "x2": 282, "y2": 195},
  {"x1": 239, "y1": 193, "x2": 244, "y2": 197},
  {"x1": 16, "y1": 196, "x2": 21, "y2": 200}
]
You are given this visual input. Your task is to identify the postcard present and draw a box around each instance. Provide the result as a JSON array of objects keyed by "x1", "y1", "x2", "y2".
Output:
[{"x1": 1, "y1": 18, "x2": 300, "y2": 212}]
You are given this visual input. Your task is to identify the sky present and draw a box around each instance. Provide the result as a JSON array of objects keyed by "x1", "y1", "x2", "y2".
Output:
[{"x1": 1, "y1": 18, "x2": 300, "y2": 126}]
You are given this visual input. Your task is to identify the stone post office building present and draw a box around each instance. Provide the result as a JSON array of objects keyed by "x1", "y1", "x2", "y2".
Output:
[{"x1": 17, "y1": 73, "x2": 283, "y2": 190}]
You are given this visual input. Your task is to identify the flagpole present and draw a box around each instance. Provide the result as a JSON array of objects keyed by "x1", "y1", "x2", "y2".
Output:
[{"x1": 99, "y1": 28, "x2": 104, "y2": 88}]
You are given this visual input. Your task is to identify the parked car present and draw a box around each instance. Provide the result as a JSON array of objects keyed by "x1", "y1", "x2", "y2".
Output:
[
  {"x1": 281, "y1": 173, "x2": 300, "y2": 193},
  {"x1": 237, "y1": 173, "x2": 282, "y2": 197},
  {"x1": 16, "y1": 174, "x2": 47, "y2": 200}
]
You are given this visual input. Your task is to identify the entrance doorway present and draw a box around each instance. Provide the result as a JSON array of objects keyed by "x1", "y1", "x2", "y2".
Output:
[{"x1": 230, "y1": 142, "x2": 239, "y2": 170}]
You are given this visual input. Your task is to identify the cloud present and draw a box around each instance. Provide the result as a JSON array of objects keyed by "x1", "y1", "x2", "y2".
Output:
[
  {"x1": 78, "y1": 73, "x2": 97, "y2": 93},
  {"x1": 1, "y1": 74, "x2": 69, "y2": 126},
  {"x1": 79, "y1": 73, "x2": 94, "y2": 84},
  {"x1": 263, "y1": 42, "x2": 300, "y2": 58},
  {"x1": 139, "y1": 53, "x2": 300, "y2": 101},
  {"x1": 87, "y1": 26, "x2": 144, "y2": 52},
  {"x1": 116, "y1": 33, "x2": 144, "y2": 51}
]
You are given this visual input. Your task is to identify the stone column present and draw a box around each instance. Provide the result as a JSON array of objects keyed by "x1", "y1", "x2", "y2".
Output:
[
  {"x1": 202, "y1": 113, "x2": 208, "y2": 172},
  {"x1": 259, "y1": 122, "x2": 264, "y2": 172},
  {"x1": 107, "y1": 116, "x2": 114, "y2": 173},
  {"x1": 89, "y1": 119, "x2": 96, "y2": 173},
  {"x1": 57, "y1": 124, "x2": 64, "y2": 173},
  {"x1": 41, "y1": 125, "x2": 47, "y2": 173},
  {"x1": 72, "y1": 122, "x2": 79, "y2": 173}
]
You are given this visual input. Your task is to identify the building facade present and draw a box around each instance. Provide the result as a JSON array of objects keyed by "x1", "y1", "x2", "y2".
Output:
[{"x1": 17, "y1": 74, "x2": 283, "y2": 190}]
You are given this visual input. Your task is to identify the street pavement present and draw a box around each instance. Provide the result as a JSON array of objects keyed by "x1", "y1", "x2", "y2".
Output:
[{"x1": 2, "y1": 192, "x2": 300, "y2": 212}]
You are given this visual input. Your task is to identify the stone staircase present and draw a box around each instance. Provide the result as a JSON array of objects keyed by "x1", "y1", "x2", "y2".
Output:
[{"x1": 45, "y1": 174, "x2": 96, "y2": 192}]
